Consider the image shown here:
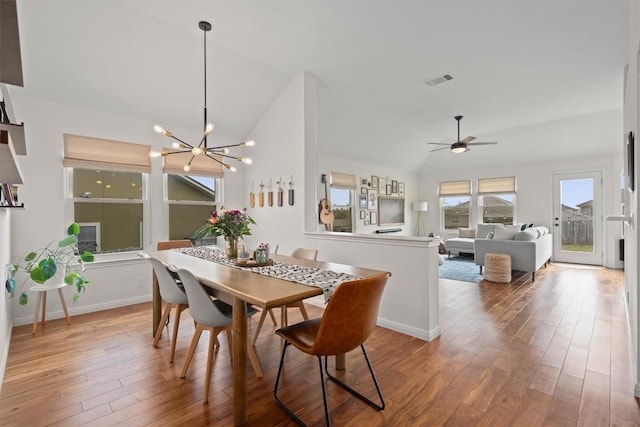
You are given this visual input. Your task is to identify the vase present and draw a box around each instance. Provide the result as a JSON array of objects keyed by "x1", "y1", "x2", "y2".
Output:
[{"x1": 225, "y1": 238, "x2": 239, "y2": 259}]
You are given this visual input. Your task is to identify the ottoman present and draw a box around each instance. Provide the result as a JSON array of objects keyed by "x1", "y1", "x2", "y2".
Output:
[{"x1": 484, "y1": 253, "x2": 511, "y2": 283}]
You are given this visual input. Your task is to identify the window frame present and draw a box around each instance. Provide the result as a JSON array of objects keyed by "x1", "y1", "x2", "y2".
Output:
[{"x1": 329, "y1": 186, "x2": 355, "y2": 233}]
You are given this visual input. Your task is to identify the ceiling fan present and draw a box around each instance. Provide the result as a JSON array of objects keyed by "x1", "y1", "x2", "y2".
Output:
[{"x1": 429, "y1": 115, "x2": 498, "y2": 153}]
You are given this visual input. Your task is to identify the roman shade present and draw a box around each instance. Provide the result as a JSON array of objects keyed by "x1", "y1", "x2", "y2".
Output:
[
  {"x1": 162, "y1": 149, "x2": 224, "y2": 178},
  {"x1": 63, "y1": 134, "x2": 151, "y2": 173},
  {"x1": 330, "y1": 171, "x2": 357, "y2": 189},
  {"x1": 439, "y1": 180, "x2": 471, "y2": 196},
  {"x1": 478, "y1": 176, "x2": 516, "y2": 194}
]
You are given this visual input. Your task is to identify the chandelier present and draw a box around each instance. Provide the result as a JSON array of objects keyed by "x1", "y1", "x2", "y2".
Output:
[{"x1": 150, "y1": 21, "x2": 254, "y2": 172}]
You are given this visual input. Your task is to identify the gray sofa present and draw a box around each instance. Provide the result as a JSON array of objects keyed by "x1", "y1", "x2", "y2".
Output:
[
  {"x1": 475, "y1": 226, "x2": 553, "y2": 281},
  {"x1": 445, "y1": 223, "x2": 504, "y2": 257}
]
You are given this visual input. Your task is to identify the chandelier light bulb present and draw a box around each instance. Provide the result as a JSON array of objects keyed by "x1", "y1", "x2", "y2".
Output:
[
  {"x1": 192, "y1": 147, "x2": 204, "y2": 155},
  {"x1": 204, "y1": 123, "x2": 214, "y2": 135},
  {"x1": 149, "y1": 150, "x2": 162, "y2": 158},
  {"x1": 243, "y1": 140, "x2": 256, "y2": 147},
  {"x1": 229, "y1": 165, "x2": 237, "y2": 172},
  {"x1": 153, "y1": 125, "x2": 165, "y2": 134},
  {"x1": 183, "y1": 164, "x2": 191, "y2": 172},
  {"x1": 221, "y1": 148, "x2": 229, "y2": 154},
  {"x1": 172, "y1": 142, "x2": 181, "y2": 149},
  {"x1": 241, "y1": 157, "x2": 252, "y2": 164}
]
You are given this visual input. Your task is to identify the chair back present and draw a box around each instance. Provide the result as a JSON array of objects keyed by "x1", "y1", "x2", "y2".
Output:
[
  {"x1": 290, "y1": 248, "x2": 318, "y2": 261},
  {"x1": 157, "y1": 240, "x2": 192, "y2": 250},
  {"x1": 177, "y1": 268, "x2": 233, "y2": 328},
  {"x1": 311, "y1": 273, "x2": 389, "y2": 356},
  {"x1": 148, "y1": 257, "x2": 189, "y2": 305}
]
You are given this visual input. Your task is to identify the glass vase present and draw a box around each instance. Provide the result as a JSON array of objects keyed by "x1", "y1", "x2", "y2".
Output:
[{"x1": 225, "y1": 237, "x2": 239, "y2": 259}]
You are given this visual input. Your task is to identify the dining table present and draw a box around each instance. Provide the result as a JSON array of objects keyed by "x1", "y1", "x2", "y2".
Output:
[{"x1": 148, "y1": 246, "x2": 390, "y2": 426}]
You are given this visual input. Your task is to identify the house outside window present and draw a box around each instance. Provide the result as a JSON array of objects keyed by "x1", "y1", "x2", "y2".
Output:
[
  {"x1": 167, "y1": 174, "x2": 218, "y2": 245},
  {"x1": 439, "y1": 180, "x2": 472, "y2": 230},
  {"x1": 64, "y1": 134, "x2": 151, "y2": 254},
  {"x1": 329, "y1": 171, "x2": 357, "y2": 233}
]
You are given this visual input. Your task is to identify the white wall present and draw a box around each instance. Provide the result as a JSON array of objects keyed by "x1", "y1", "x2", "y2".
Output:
[
  {"x1": 418, "y1": 152, "x2": 623, "y2": 269},
  {"x1": 0, "y1": 209, "x2": 11, "y2": 391}
]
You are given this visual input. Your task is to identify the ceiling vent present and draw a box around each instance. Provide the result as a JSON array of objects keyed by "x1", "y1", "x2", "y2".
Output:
[{"x1": 424, "y1": 74, "x2": 453, "y2": 87}]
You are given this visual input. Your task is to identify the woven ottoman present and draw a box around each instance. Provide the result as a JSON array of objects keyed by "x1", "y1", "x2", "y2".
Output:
[{"x1": 484, "y1": 253, "x2": 511, "y2": 283}]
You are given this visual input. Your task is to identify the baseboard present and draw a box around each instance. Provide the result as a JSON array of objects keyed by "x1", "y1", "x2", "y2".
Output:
[
  {"x1": 0, "y1": 317, "x2": 13, "y2": 394},
  {"x1": 376, "y1": 317, "x2": 441, "y2": 341},
  {"x1": 12, "y1": 295, "x2": 152, "y2": 327}
]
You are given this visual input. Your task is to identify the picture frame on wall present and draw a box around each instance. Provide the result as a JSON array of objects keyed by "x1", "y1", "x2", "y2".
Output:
[
  {"x1": 360, "y1": 210, "x2": 366, "y2": 219},
  {"x1": 398, "y1": 182, "x2": 405, "y2": 196},
  {"x1": 361, "y1": 187, "x2": 368, "y2": 195},
  {"x1": 364, "y1": 219, "x2": 369, "y2": 226},
  {"x1": 359, "y1": 194, "x2": 367, "y2": 209},
  {"x1": 367, "y1": 189, "x2": 378, "y2": 210},
  {"x1": 391, "y1": 180, "x2": 398, "y2": 194},
  {"x1": 379, "y1": 177, "x2": 386, "y2": 192},
  {"x1": 386, "y1": 184, "x2": 392, "y2": 195},
  {"x1": 361, "y1": 177, "x2": 369, "y2": 186},
  {"x1": 371, "y1": 175, "x2": 379, "y2": 189},
  {"x1": 370, "y1": 211, "x2": 378, "y2": 225}
]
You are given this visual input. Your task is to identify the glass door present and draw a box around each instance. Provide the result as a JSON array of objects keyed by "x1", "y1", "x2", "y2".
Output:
[{"x1": 552, "y1": 171, "x2": 603, "y2": 265}]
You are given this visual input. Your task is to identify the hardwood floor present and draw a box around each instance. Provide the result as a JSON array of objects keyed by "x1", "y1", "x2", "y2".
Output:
[{"x1": 2, "y1": 264, "x2": 639, "y2": 426}]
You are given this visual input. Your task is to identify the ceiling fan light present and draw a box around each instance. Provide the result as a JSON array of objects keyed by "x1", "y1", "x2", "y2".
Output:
[{"x1": 451, "y1": 142, "x2": 467, "y2": 153}]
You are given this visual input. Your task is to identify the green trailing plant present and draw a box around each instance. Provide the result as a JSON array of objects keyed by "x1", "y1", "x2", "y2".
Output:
[{"x1": 5, "y1": 223, "x2": 95, "y2": 304}]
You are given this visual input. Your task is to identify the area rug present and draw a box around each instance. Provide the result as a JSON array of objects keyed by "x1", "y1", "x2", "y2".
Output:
[{"x1": 439, "y1": 256, "x2": 484, "y2": 283}]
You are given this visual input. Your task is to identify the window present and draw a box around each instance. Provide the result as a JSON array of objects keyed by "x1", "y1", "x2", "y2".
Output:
[
  {"x1": 330, "y1": 171, "x2": 356, "y2": 233},
  {"x1": 64, "y1": 134, "x2": 151, "y2": 254},
  {"x1": 167, "y1": 174, "x2": 218, "y2": 245},
  {"x1": 478, "y1": 176, "x2": 516, "y2": 225},
  {"x1": 439, "y1": 180, "x2": 471, "y2": 230}
]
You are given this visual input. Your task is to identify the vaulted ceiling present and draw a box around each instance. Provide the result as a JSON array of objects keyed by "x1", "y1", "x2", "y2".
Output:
[{"x1": 11, "y1": 0, "x2": 629, "y2": 173}]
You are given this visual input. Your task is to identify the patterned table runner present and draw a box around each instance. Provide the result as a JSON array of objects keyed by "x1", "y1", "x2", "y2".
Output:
[{"x1": 175, "y1": 246, "x2": 361, "y2": 302}]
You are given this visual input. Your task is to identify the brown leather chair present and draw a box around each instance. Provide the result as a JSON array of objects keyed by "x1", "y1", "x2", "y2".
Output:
[
  {"x1": 252, "y1": 248, "x2": 318, "y2": 345},
  {"x1": 273, "y1": 272, "x2": 390, "y2": 426}
]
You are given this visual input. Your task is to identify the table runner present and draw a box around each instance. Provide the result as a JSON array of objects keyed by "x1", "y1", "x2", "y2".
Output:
[{"x1": 175, "y1": 246, "x2": 361, "y2": 302}]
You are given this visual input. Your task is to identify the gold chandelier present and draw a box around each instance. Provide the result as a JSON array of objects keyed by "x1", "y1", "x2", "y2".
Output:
[{"x1": 150, "y1": 21, "x2": 254, "y2": 172}]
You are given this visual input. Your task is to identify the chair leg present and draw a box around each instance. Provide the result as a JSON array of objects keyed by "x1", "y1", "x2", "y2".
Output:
[
  {"x1": 247, "y1": 340, "x2": 263, "y2": 378},
  {"x1": 267, "y1": 308, "x2": 278, "y2": 326},
  {"x1": 225, "y1": 329, "x2": 233, "y2": 359},
  {"x1": 57, "y1": 288, "x2": 71, "y2": 326},
  {"x1": 203, "y1": 327, "x2": 221, "y2": 404},
  {"x1": 274, "y1": 341, "x2": 330, "y2": 426},
  {"x1": 153, "y1": 303, "x2": 172, "y2": 347},
  {"x1": 252, "y1": 309, "x2": 269, "y2": 346},
  {"x1": 294, "y1": 301, "x2": 309, "y2": 321},
  {"x1": 180, "y1": 324, "x2": 204, "y2": 378},
  {"x1": 324, "y1": 344, "x2": 385, "y2": 411},
  {"x1": 169, "y1": 304, "x2": 187, "y2": 363}
]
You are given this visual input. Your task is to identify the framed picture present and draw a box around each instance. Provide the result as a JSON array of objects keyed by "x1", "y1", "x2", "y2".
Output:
[
  {"x1": 359, "y1": 194, "x2": 367, "y2": 209},
  {"x1": 386, "y1": 183, "x2": 392, "y2": 195},
  {"x1": 364, "y1": 219, "x2": 369, "y2": 226},
  {"x1": 379, "y1": 177, "x2": 386, "y2": 193},
  {"x1": 360, "y1": 210, "x2": 366, "y2": 219},
  {"x1": 361, "y1": 187, "x2": 368, "y2": 195},
  {"x1": 361, "y1": 177, "x2": 369, "y2": 186},
  {"x1": 398, "y1": 182, "x2": 405, "y2": 196},
  {"x1": 371, "y1": 176, "x2": 379, "y2": 189},
  {"x1": 378, "y1": 195, "x2": 405, "y2": 226},
  {"x1": 391, "y1": 180, "x2": 398, "y2": 194},
  {"x1": 628, "y1": 131, "x2": 635, "y2": 192},
  {"x1": 370, "y1": 211, "x2": 378, "y2": 225},
  {"x1": 367, "y1": 189, "x2": 378, "y2": 210}
]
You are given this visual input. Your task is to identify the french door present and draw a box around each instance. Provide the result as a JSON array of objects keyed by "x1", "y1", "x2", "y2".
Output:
[{"x1": 552, "y1": 171, "x2": 603, "y2": 265}]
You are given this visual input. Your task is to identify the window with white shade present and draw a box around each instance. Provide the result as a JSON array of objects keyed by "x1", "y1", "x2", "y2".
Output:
[
  {"x1": 439, "y1": 180, "x2": 471, "y2": 230},
  {"x1": 330, "y1": 171, "x2": 356, "y2": 232},
  {"x1": 478, "y1": 176, "x2": 516, "y2": 225},
  {"x1": 166, "y1": 174, "x2": 218, "y2": 245},
  {"x1": 65, "y1": 134, "x2": 150, "y2": 254}
]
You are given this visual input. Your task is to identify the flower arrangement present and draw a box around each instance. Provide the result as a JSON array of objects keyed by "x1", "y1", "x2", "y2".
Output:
[
  {"x1": 5, "y1": 223, "x2": 95, "y2": 305},
  {"x1": 193, "y1": 208, "x2": 255, "y2": 258}
]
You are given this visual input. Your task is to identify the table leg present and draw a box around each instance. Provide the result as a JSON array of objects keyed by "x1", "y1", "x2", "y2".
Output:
[
  {"x1": 152, "y1": 272, "x2": 161, "y2": 337},
  {"x1": 232, "y1": 297, "x2": 248, "y2": 425}
]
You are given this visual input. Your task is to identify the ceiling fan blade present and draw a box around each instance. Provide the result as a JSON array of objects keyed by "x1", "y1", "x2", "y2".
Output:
[
  {"x1": 460, "y1": 136, "x2": 476, "y2": 144},
  {"x1": 429, "y1": 146, "x2": 451, "y2": 152},
  {"x1": 467, "y1": 141, "x2": 498, "y2": 146},
  {"x1": 427, "y1": 142, "x2": 452, "y2": 146}
]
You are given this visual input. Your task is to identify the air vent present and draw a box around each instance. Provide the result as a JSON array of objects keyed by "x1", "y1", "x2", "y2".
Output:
[{"x1": 424, "y1": 74, "x2": 453, "y2": 87}]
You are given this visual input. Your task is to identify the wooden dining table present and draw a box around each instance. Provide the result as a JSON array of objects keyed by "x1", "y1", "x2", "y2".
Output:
[{"x1": 149, "y1": 248, "x2": 389, "y2": 426}]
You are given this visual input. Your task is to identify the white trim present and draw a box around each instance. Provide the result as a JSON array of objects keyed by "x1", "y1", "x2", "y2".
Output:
[
  {"x1": 304, "y1": 231, "x2": 439, "y2": 248},
  {"x1": 376, "y1": 317, "x2": 441, "y2": 342}
]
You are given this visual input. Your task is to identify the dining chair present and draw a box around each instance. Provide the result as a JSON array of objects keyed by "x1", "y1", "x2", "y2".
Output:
[
  {"x1": 274, "y1": 272, "x2": 390, "y2": 426},
  {"x1": 251, "y1": 247, "x2": 318, "y2": 345},
  {"x1": 177, "y1": 268, "x2": 263, "y2": 404},
  {"x1": 149, "y1": 256, "x2": 190, "y2": 363}
]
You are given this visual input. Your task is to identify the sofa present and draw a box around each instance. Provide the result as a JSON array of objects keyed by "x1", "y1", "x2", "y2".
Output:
[
  {"x1": 475, "y1": 226, "x2": 553, "y2": 281},
  {"x1": 445, "y1": 223, "x2": 553, "y2": 281}
]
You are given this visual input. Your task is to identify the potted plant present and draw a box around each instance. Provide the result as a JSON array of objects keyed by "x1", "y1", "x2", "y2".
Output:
[
  {"x1": 5, "y1": 223, "x2": 95, "y2": 305},
  {"x1": 192, "y1": 208, "x2": 255, "y2": 259}
]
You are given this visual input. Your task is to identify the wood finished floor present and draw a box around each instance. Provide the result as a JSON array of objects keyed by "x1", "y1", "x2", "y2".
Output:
[{"x1": 1, "y1": 264, "x2": 639, "y2": 426}]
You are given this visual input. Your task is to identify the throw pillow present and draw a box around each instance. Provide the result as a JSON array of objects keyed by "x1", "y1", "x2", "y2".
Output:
[
  {"x1": 493, "y1": 227, "x2": 518, "y2": 240},
  {"x1": 486, "y1": 231, "x2": 494, "y2": 239},
  {"x1": 514, "y1": 229, "x2": 537, "y2": 241},
  {"x1": 457, "y1": 228, "x2": 476, "y2": 238}
]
